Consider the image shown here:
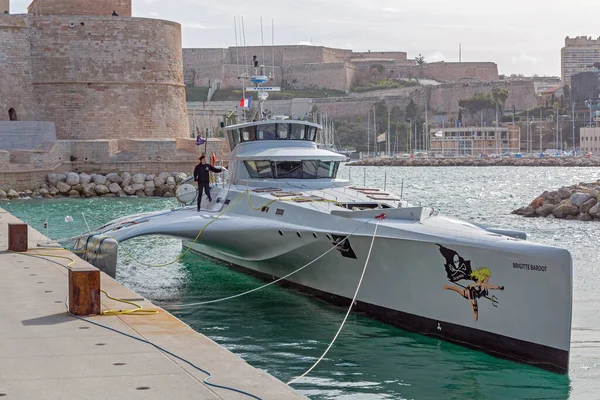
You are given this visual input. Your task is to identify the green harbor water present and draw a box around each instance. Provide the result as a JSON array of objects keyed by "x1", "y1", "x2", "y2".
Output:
[{"x1": 3, "y1": 165, "x2": 600, "y2": 400}]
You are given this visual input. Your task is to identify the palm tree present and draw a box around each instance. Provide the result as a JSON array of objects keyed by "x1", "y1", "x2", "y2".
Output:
[{"x1": 415, "y1": 54, "x2": 426, "y2": 79}]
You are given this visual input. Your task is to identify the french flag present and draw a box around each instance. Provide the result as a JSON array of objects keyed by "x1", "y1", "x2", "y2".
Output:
[{"x1": 240, "y1": 96, "x2": 252, "y2": 108}]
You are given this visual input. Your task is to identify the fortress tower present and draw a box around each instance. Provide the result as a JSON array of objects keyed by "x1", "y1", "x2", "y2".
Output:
[
  {"x1": 0, "y1": 0, "x2": 189, "y2": 140},
  {"x1": 0, "y1": 0, "x2": 9, "y2": 13}
]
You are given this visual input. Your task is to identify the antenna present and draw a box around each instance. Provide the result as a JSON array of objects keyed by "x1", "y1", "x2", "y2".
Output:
[
  {"x1": 271, "y1": 18, "x2": 275, "y2": 80},
  {"x1": 260, "y1": 16, "x2": 265, "y2": 76},
  {"x1": 234, "y1": 16, "x2": 240, "y2": 77}
]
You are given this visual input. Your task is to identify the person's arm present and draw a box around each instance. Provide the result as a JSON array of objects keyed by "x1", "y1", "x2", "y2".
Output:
[
  {"x1": 209, "y1": 165, "x2": 222, "y2": 173},
  {"x1": 193, "y1": 165, "x2": 199, "y2": 181}
]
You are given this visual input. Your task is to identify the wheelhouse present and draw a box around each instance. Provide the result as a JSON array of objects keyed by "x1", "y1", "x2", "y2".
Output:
[{"x1": 225, "y1": 120, "x2": 321, "y2": 151}]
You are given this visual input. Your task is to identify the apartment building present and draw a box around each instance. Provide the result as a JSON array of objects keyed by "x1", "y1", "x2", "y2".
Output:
[{"x1": 561, "y1": 36, "x2": 600, "y2": 87}]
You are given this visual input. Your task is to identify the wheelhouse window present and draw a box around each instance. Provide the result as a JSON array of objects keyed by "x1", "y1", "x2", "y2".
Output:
[
  {"x1": 243, "y1": 160, "x2": 340, "y2": 179},
  {"x1": 274, "y1": 161, "x2": 303, "y2": 179},
  {"x1": 240, "y1": 126, "x2": 256, "y2": 142},
  {"x1": 277, "y1": 123, "x2": 290, "y2": 139},
  {"x1": 290, "y1": 124, "x2": 306, "y2": 140},
  {"x1": 306, "y1": 126, "x2": 317, "y2": 141},
  {"x1": 244, "y1": 160, "x2": 274, "y2": 179},
  {"x1": 257, "y1": 124, "x2": 277, "y2": 140}
]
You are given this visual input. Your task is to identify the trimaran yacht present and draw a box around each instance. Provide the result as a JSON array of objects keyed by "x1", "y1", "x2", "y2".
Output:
[{"x1": 75, "y1": 73, "x2": 573, "y2": 375}]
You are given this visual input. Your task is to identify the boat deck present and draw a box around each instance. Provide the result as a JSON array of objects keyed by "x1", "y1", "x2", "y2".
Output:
[{"x1": 0, "y1": 207, "x2": 305, "y2": 400}]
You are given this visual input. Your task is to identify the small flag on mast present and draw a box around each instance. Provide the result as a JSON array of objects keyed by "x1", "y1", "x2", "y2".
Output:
[{"x1": 240, "y1": 96, "x2": 252, "y2": 108}]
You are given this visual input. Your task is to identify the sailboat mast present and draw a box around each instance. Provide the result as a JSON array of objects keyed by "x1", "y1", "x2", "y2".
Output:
[{"x1": 367, "y1": 110, "x2": 370, "y2": 158}]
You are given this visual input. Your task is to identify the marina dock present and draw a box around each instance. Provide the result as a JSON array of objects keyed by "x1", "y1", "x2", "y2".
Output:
[{"x1": 0, "y1": 207, "x2": 305, "y2": 400}]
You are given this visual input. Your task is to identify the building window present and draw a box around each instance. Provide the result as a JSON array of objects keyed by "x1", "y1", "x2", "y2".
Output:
[{"x1": 8, "y1": 108, "x2": 17, "y2": 121}]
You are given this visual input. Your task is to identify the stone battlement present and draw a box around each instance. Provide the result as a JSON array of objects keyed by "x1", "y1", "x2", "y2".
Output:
[{"x1": 28, "y1": 0, "x2": 131, "y2": 16}]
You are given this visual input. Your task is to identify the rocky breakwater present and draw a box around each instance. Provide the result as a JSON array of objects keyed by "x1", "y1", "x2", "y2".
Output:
[
  {"x1": 349, "y1": 157, "x2": 600, "y2": 167},
  {"x1": 512, "y1": 181, "x2": 600, "y2": 221},
  {"x1": 0, "y1": 172, "x2": 190, "y2": 200}
]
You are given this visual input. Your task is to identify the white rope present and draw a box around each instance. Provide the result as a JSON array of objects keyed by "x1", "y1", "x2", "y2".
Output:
[
  {"x1": 287, "y1": 216, "x2": 385, "y2": 385},
  {"x1": 174, "y1": 218, "x2": 375, "y2": 308}
]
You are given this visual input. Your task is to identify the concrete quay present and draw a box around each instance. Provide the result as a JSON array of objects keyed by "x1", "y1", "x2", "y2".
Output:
[{"x1": 0, "y1": 208, "x2": 305, "y2": 400}]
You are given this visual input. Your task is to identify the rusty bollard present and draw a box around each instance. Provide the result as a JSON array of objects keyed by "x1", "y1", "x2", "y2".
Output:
[
  {"x1": 8, "y1": 223, "x2": 28, "y2": 252},
  {"x1": 68, "y1": 266, "x2": 101, "y2": 316}
]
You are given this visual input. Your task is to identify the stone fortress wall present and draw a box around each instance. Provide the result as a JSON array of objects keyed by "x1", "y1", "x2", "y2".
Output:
[
  {"x1": 0, "y1": 0, "x2": 9, "y2": 13},
  {"x1": 184, "y1": 45, "x2": 498, "y2": 92}
]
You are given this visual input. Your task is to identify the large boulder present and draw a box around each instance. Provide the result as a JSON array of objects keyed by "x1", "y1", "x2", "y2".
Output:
[
  {"x1": 581, "y1": 198, "x2": 598, "y2": 214},
  {"x1": 48, "y1": 186, "x2": 59, "y2": 196},
  {"x1": 166, "y1": 176, "x2": 176, "y2": 188},
  {"x1": 7, "y1": 189, "x2": 19, "y2": 199},
  {"x1": 94, "y1": 184, "x2": 110, "y2": 195},
  {"x1": 39, "y1": 188, "x2": 49, "y2": 196},
  {"x1": 131, "y1": 183, "x2": 145, "y2": 192},
  {"x1": 175, "y1": 172, "x2": 187, "y2": 183},
  {"x1": 158, "y1": 172, "x2": 171, "y2": 181},
  {"x1": 144, "y1": 188, "x2": 155, "y2": 197},
  {"x1": 132, "y1": 174, "x2": 146, "y2": 184},
  {"x1": 69, "y1": 190, "x2": 80, "y2": 198},
  {"x1": 557, "y1": 187, "x2": 572, "y2": 200},
  {"x1": 529, "y1": 197, "x2": 544, "y2": 209},
  {"x1": 47, "y1": 173, "x2": 60, "y2": 185},
  {"x1": 57, "y1": 181, "x2": 71, "y2": 194},
  {"x1": 66, "y1": 172, "x2": 80, "y2": 186},
  {"x1": 154, "y1": 177, "x2": 166, "y2": 189},
  {"x1": 579, "y1": 213, "x2": 593, "y2": 221},
  {"x1": 0, "y1": 189, "x2": 6, "y2": 199},
  {"x1": 523, "y1": 206, "x2": 536, "y2": 218},
  {"x1": 108, "y1": 183, "x2": 122, "y2": 194},
  {"x1": 92, "y1": 174, "x2": 107, "y2": 185},
  {"x1": 57, "y1": 174, "x2": 67, "y2": 183},
  {"x1": 145, "y1": 174, "x2": 155, "y2": 181},
  {"x1": 123, "y1": 185, "x2": 136, "y2": 195},
  {"x1": 589, "y1": 203, "x2": 600, "y2": 218},
  {"x1": 144, "y1": 180, "x2": 155, "y2": 190},
  {"x1": 570, "y1": 193, "x2": 592, "y2": 208},
  {"x1": 135, "y1": 190, "x2": 147, "y2": 198},
  {"x1": 79, "y1": 173, "x2": 92, "y2": 185},
  {"x1": 121, "y1": 172, "x2": 132, "y2": 187},
  {"x1": 106, "y1": 173, "x2": 123, "y2": 184},
  {"x1": 535, "y1": 203, "x2": 555, "y2": 217},
  {"x1": 552, "y1": 202, "x2": 579, "y2": 219}
]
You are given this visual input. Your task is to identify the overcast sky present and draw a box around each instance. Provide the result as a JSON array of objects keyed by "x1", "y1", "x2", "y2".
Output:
[{"x1": 10, "y1": 0, "x2": 600, "y2": 77}]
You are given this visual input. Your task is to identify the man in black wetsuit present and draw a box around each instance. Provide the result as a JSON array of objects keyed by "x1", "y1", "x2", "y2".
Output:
[{"x1": 194, "y1": 155, "x2": 222, "y2": 211}]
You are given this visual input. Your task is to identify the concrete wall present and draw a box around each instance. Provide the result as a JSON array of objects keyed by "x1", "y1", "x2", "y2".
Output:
[
  {"x1": 0, "y1": 16, "x2": 36, "y2": 121},
  {"x1": 0, "y1": 121, "x2": 56, "y2": 150},
  {"x1": 27, "y1": 16, "x2": 189, "y2": 140},
  {"x1": 28, "y1": 0, "x2": 132, "y2": 16}
]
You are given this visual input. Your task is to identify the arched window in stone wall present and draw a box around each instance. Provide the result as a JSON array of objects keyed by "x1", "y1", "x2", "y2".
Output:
[{"x1": 8, "y1": 108, "x2": 17, "y2": 121}]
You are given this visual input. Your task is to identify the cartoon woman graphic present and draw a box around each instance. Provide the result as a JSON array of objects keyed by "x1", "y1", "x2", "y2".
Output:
[{"x1": 443, "y1": 267, "x2": 504, "y2": 321}]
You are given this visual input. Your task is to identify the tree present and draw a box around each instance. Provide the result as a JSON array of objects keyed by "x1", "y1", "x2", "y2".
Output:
[
  {"x1": 405, "y1": 99, "x2": 418, "y2": 120},
  {"x1": 415, "y1": 54, "x2": 426, "y2": 79},
  {"x1": 458, "y1": 93, "x2": 495, "y2": 123},
  {"x1": 491, "y1": 87, "x2": 509, "y2": 114}
]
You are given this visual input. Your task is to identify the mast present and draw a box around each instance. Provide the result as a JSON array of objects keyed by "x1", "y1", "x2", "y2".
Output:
[{"x1": 367, "y1": 109, "x2": 370, "y2": 158}]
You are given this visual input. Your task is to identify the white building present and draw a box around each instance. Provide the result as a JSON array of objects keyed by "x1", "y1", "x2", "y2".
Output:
[{"x1": 580, "y1": 127, "x2": 600, "y2": 156}]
